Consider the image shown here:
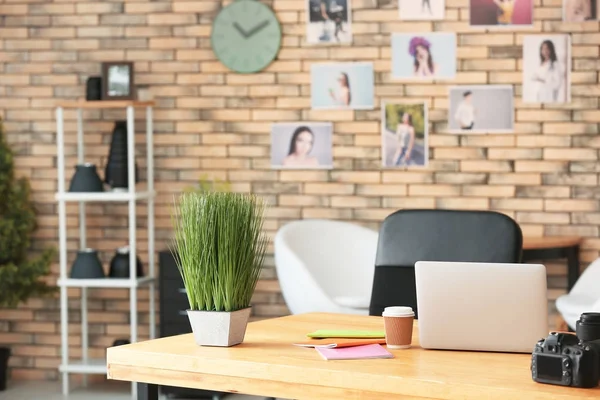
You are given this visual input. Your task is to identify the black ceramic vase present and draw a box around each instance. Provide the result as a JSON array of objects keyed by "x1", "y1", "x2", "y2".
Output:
[
  {"x1": 69, "y1": 163, "x2": 104, "y2": 193},
  {"x1": 0, "y1": 347, "x2": 9, "y2": 391},
  {"x1": 70, "y1": 249, "x2": 105, "y2": 279},
  {"x1": 108, "y1": 246, "x2": 144, "y2": 278},
  {"x1": 104, "y1": 121, "x2": 139, "y2": 191},
  {"x1": 86, "y1": 77, "x2": 102, "y2": 101}
]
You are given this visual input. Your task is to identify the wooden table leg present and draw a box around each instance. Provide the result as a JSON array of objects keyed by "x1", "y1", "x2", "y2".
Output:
[
  {"x1": 137, "y1": 383, "x2": 158, "y2": 400},
  {"x1": 566, "y1": 245, "x2": 580, "y2": 292}
]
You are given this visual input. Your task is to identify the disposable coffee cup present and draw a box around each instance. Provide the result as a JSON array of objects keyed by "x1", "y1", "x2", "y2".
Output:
[{"x1": 382, "y1": 306, "x2": 415, "y2": 349}]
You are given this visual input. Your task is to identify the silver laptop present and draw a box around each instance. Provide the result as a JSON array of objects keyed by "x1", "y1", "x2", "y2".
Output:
[{"x1": 415, "y1": 261, "x2": 548, "y2": 353}]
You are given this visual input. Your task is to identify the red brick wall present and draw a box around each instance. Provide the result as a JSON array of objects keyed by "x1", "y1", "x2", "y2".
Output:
[{"x1": 0, "y1": 0, "x2": 598, "y2": 380}]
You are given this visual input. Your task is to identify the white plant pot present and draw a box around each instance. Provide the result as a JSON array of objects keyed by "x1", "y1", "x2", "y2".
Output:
[{"x1": 187, "y1": 307, "x2": 252, "y2": 347}]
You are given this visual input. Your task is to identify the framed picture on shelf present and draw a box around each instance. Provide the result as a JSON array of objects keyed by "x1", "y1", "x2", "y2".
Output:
[{"x1": 101, "y1": 62, "x2": 135, "y2": 100}]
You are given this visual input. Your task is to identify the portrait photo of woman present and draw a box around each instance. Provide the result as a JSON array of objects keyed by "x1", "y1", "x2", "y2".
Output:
[
  {"x1": 391, "y1": 33, "x2": 456, "y2": 81},
  {"x1": 410, "y1": 36, "x2": 438, "y2": 78},
  {"x1": 382, "y1": 102, "x2": 429, "y2": 168},
  {"x1": 564, "y1": 0, "x2": 597, "y2": 22},
  {"x1": 329, "y1": 72, "x2": 351, "y2": 106},
  {"x1": 469, "y1": 0, "x2": 533, "y2": 27},
  {"x1": 306, "y1": 0, "x2": 352, "y2": 44},
  {"x1": 271, "y1": 122, "x2": 333, "y2": 169},
  {"x1": 523, "y1": 35, "x2": 571, "y2": 104},
  {"x1": 311, "y1": 62, "x2": 374, "y2": 110},
  {"x1": 399, "y1": 0, "x2": 445, "y2": 20}
]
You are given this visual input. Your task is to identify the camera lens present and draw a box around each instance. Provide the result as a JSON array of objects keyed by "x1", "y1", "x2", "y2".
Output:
[{"x1": 576, "y1": 312, "x2": 600, "y2": 342}]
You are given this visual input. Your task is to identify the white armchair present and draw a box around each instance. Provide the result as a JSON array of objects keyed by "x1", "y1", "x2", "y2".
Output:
[
  {"x1": 555, "y1": 258, "x2": 600, "y2": 329},
  {"x1": 274, "y1": 219, "x2": 379, "y2": 315}
]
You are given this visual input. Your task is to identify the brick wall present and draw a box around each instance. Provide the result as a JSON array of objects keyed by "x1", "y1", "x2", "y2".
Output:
[{"x1": 0, "y1": 0, "x2": 598, "y2": 381}]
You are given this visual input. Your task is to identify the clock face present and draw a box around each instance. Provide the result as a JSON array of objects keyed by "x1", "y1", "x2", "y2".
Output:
[{"x1": 210, "y1": 0, "x2": 282, "y2": 74}]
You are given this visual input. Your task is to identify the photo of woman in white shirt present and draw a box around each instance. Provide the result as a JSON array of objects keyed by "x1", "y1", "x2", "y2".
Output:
[
  {"x1": 522, "y1": 35, "x2": 571, "y2": 104},
  {"x1": 454, "y1": 91, "x2": 476, "y2": 130}
]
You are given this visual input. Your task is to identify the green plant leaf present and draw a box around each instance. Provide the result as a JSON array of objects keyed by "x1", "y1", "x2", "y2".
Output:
[
  {"x1": 0, "y1": 118, "x2": 56, "y2": 309},
  {"x1": 170, "y1": 191, "x2": 267, "y2": 312}
]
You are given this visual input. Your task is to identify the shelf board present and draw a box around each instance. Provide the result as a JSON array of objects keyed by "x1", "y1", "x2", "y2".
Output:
[
  {"x1": 59, "y1": 358, "x2": 107, "y2": 374},
  {"x1": 58, "y1": 276, "x2": 155, "y2": 289},
  {"x1": 55, "y1": 190, "x2": 155, "y2": 202},
  {"x1": 57, "y1": 100, "x2": 155, "y2": 109}
]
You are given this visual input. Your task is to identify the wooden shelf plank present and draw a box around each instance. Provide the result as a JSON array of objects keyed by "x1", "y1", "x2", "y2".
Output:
[{"x1": 57, "y1": 100, "x2": 155, "y2": 109}]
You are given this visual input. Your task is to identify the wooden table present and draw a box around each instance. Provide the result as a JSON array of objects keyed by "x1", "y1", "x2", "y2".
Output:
[
  {"x1": 107, "y1": 312, "x2": 600, "y2": 400},
  {"x1": 522, "y1": 236, "x2": 582, "y2": 291}
]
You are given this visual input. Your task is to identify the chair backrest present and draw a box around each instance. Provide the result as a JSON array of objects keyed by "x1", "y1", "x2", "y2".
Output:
[
  {"x1": 276, "y1": 219, "x2": 378, "y2": 299},
  {"x1": 368, "y1": 209, "x2": 523, "y2": 318},
  {"x1": 570, "y1": 257, "x2": 600, "y2": 297}
]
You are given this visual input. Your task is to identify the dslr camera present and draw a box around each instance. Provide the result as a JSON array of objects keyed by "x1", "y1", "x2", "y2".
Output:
[{"x1": 531, "y1": 312, "x2": 600, "y2": 388}]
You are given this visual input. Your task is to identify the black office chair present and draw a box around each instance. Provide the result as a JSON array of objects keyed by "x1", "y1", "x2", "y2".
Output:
[{"x1": 368, "y1": 209, "x2": 523, "y2": 318}]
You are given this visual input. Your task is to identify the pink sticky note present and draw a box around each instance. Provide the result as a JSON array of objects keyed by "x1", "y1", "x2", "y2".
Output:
[{"x1": 315, "y1": 344, "x2": 393, "y2": 360}]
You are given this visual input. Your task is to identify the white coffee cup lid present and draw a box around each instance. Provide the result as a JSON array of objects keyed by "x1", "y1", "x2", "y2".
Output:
[{"x1": 382, "y1": 306, "x2": 414, "y2": 317}]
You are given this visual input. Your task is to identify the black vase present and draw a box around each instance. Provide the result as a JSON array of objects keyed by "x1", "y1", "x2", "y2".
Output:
[
  {"x1": 86, "y1": 77, "x2": 102, "y2": 101},
  {"x1": 0, "y1": 347, "x2": 9, "y2": 391},
  {"x1": 69, "y1": 163, "x2": 104, "y2": 193},
  {"x1": 70, "y1": 249, "x2": 105, "y2": 279},
  {"x1": 104, "y1": 121, "x2": 139, "y2": 190},
  {"x1": 108, "y1": 246, "x2": 144, "y2": 278}
]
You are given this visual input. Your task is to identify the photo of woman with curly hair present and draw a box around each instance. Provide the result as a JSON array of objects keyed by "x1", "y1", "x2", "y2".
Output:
[
  {"x1": 410, "y1": 37, "x2": 439, "y2": 77},
  {"x1": 392, "y1": 33, "x2": 456, "y2": 80}
]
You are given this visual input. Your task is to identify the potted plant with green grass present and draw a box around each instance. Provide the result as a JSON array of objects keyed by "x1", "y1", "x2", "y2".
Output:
[{"x1": 171, "y1": 191, "x2": 268, "y2": 347}]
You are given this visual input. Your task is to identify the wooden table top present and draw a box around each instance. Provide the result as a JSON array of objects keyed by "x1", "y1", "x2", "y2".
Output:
[
  {"x1": 523, "y1": 236, "x2": 582, "y2": 250},
  {"x1": 107, "y1": 312, "x2": 599, "y2": 400}
]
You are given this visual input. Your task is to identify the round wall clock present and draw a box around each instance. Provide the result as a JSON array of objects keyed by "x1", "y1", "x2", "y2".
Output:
[{"x1": 210, "y1": 0, "x2": 282, "y2": 74}]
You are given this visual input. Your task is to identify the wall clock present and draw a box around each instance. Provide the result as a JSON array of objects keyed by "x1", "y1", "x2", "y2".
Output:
[{"x1": 210, "y1": 0, "x2": 282, "y2": 74}]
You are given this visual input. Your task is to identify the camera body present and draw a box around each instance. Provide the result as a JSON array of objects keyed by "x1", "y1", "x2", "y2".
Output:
[{"x1": 531, "y1": 312, "x2": 600, "y2": 388}]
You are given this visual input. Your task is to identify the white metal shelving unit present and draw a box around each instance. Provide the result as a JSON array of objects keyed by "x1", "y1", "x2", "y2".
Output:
[{"x1": 55, "y1": 100, "x2": 157, "y2": 399}]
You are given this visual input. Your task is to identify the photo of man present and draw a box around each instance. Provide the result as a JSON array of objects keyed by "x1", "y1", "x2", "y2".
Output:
[
  {"x1": 454, "y1": 91, "x2": 475, "y2": 130},
  {"x1": 448, "y1": 86, "x2": 514, "y2": 133},
  {"x1": 306, "y1": 0, "x2": 352, "y2": 44}
]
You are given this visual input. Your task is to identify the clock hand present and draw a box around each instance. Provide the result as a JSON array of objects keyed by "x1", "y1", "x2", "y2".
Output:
[
  {"x1": 232, "y1": 22, "x2": 249, "y2": 38},
  {"x1": 245, "y1": 20, "x2": 271, "y2": 38}
]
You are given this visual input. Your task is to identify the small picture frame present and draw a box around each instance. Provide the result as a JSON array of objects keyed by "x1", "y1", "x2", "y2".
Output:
[{"x1": 101, "y1": 62, "x2": 135, "y2": 100}]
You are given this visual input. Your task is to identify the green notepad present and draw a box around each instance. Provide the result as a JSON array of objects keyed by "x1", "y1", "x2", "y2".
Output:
[{"x1": 306, "y1": 330, "x2": 386, "y2": 339}]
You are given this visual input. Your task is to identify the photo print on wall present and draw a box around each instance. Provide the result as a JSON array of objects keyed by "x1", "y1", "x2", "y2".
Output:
[
  {"x1": 563, "y1": 0, "x2": 598, "y2": 21},
  {"x1": 311, "y1": 62, "x2": 374, "y2": 110},
  {"x1": 271, "y1": 122, "x2": 334, "y2": 169},
  {"x1": 391, "y1": 33, "x2": 456, "y2": 80},
  {"x1": 447, "y1": 85, "x2": 514, "y2": 134},
  {"x1": 522, "y1": 35, "x2": 571, "y2": 104},
  {"x1": 306, "y1": 0, "x2": 352, "y2": 44},
  {"x1": 381, "y1": 102, "x2": 429, "y2": 168},
  {"x1": 469, "y1": 0, "x2": 533, "y2": 28},
  {"x1": 399, "y1": 0, "x2": 445, "y2": 20}
]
